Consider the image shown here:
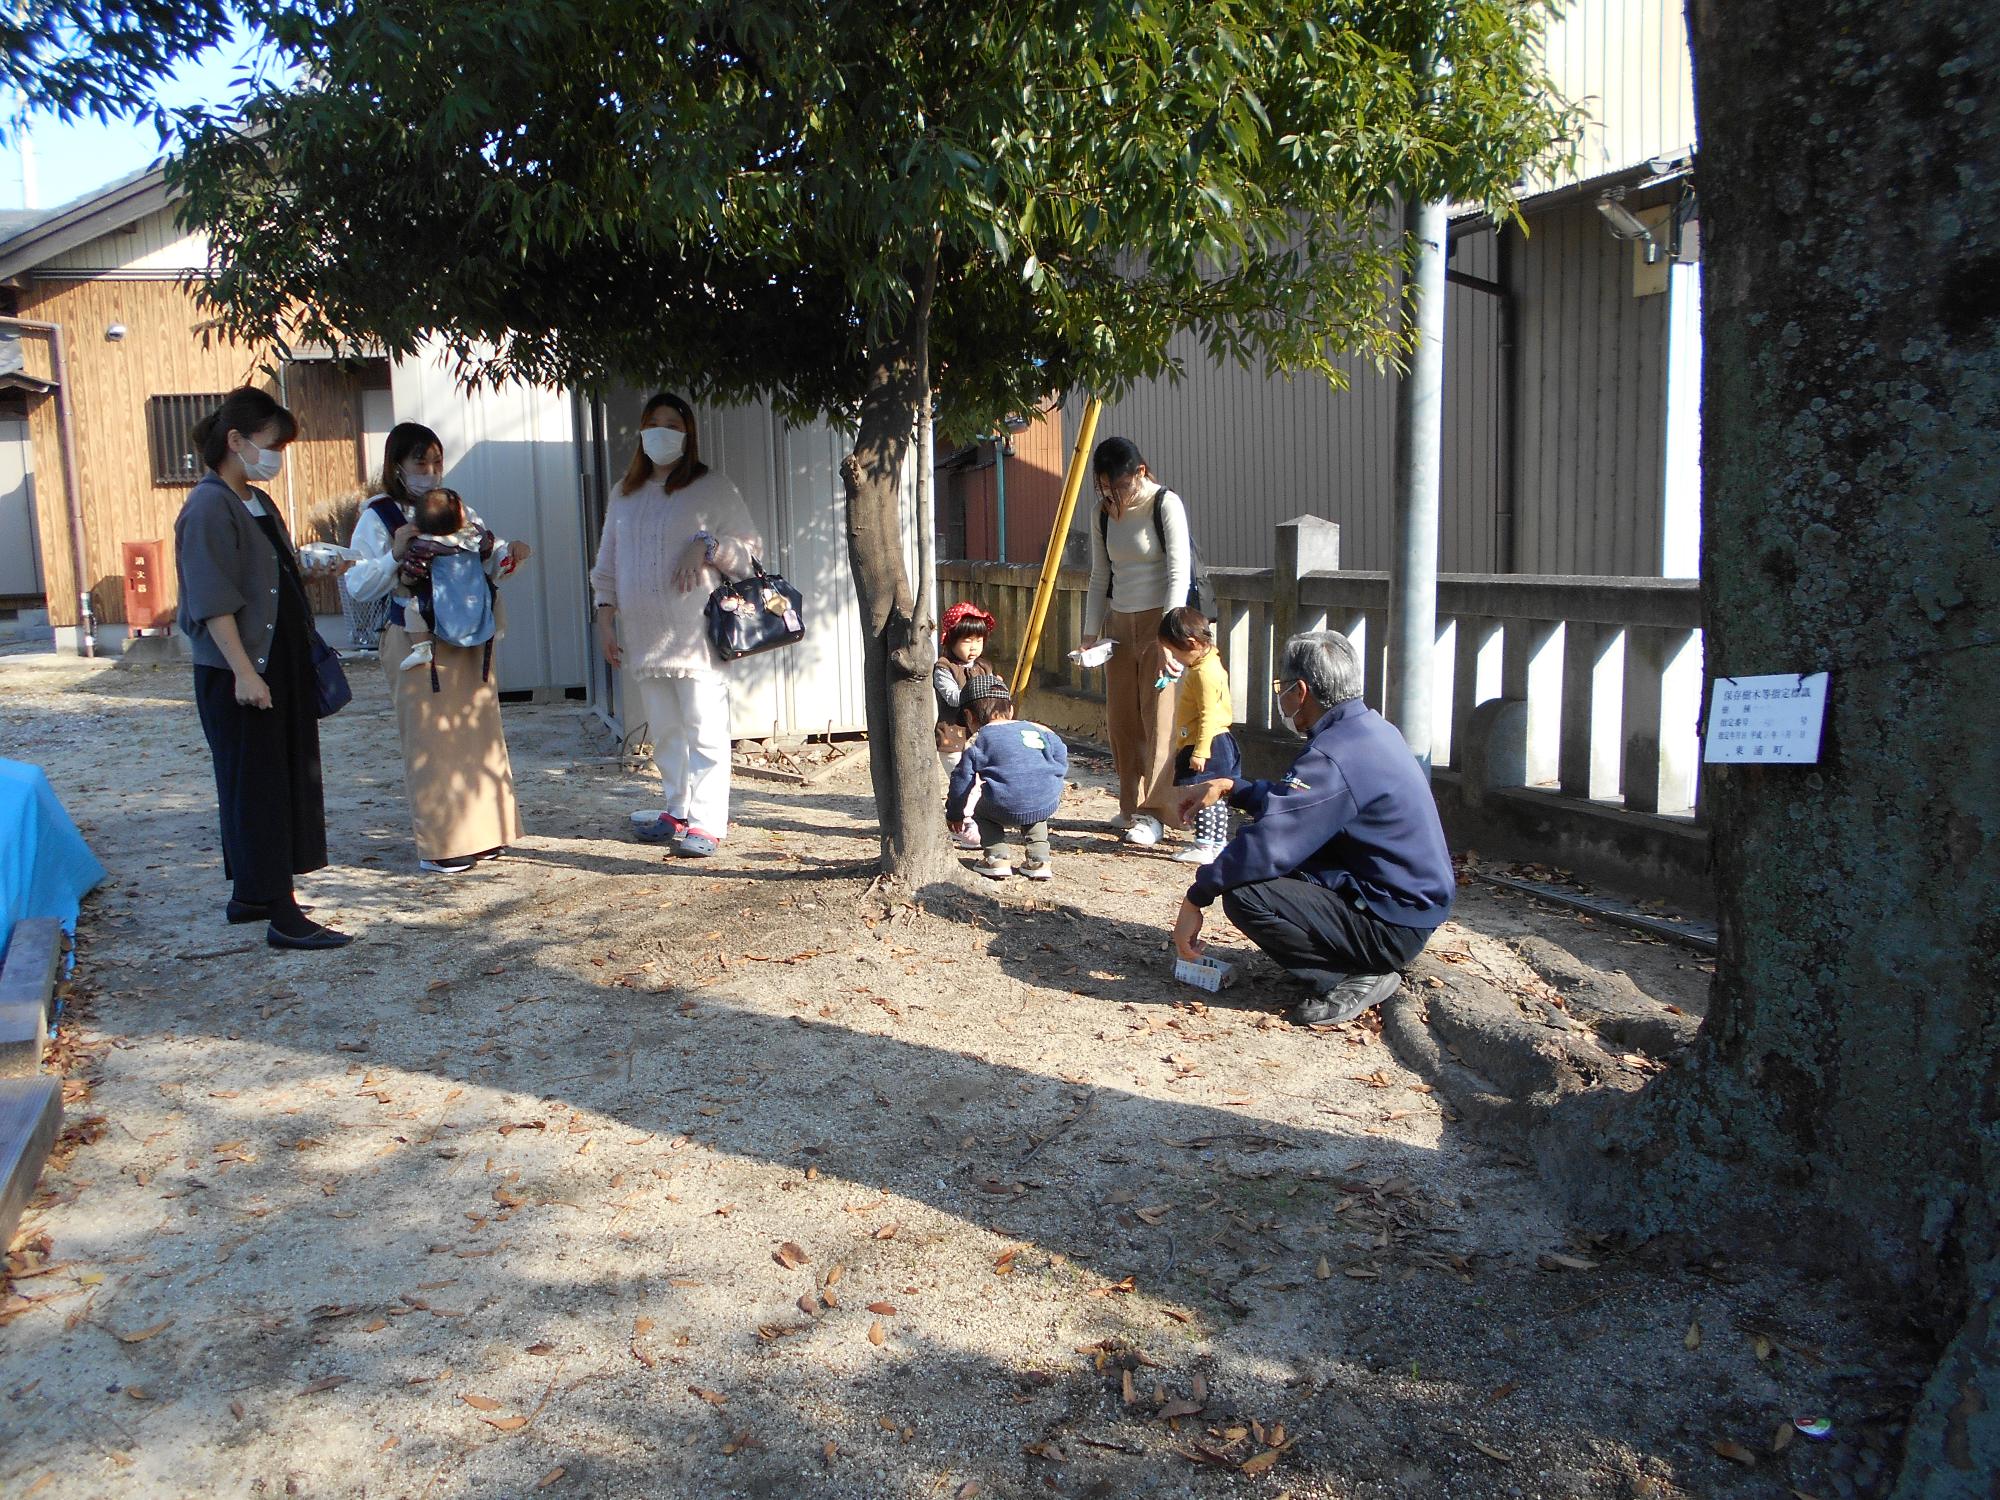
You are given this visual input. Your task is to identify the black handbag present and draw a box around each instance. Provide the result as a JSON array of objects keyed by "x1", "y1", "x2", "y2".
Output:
[
  {"x1": 705, "y1": 560, "x2": 805, "y2": 661},
  {"x1": 310, "y1": 629, "x2": 353, "y2": 718}
]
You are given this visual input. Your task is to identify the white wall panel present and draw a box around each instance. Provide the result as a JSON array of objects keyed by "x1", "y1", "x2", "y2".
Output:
[
  {"x1": 39, "y1": 206, "x2": 208, "y2": 276},
  {"x1": 389, "y1": 349, "x2": 590, "y2": 695}
]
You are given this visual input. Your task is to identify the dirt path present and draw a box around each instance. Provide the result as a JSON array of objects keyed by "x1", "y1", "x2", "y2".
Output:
[{"x1": 0, "y1": 655, "x2": 1920, "y2": 1499}]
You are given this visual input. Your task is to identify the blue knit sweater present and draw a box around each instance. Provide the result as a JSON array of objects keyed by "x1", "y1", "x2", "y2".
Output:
[{"x1": 946, "y1": 719, "x2": 1070, "y2": 825}]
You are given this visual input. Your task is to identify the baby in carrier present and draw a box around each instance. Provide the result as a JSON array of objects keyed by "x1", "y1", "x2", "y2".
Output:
[{"x1": 397, "y1": 486, "x2": 493, "y2": 675}]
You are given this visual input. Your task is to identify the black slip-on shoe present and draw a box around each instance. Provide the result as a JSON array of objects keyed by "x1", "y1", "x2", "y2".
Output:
[
  {"x1": 267, "y1": 922, "x2": 355, "y2": 951},
  {"x1": 1287, "y1": 972, "x2": 1402, "y2": 1027}
]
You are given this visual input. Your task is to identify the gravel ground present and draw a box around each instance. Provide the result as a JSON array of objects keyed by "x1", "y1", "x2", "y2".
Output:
[{"x1": 0, "y1": 653, "x2": 1926, "y2": 1499}]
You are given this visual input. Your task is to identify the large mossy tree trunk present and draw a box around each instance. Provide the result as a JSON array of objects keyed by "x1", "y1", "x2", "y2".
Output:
[
  {"x1": 840, "y1": 267, "x2": 952, "y2": 888},
  {"x1": 1591, "y1": 3, "x2": 2000, "y2": 1489}
]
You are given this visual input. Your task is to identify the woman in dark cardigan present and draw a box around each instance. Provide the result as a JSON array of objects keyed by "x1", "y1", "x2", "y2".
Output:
[{"x1": 173, "y1": 386, "x2": 355, "y2": 950}]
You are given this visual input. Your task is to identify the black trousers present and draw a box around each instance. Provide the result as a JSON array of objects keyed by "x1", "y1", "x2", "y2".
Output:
[
  {"x1": 193, "y1": 617, "x2": 328, "y2": 904},
  {"x1": 1220, "y1": 877, "x2": 1433, "y2": 992}
]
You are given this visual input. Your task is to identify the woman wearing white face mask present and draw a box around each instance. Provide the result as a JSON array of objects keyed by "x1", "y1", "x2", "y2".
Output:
[
  {"x1": 174, "y1": 386, "x2": 354, "y2": 949},
  {"x1": 346, "y1": 421, "x2": 532, "y2": 873},
  {"x1": 589, "y1": 392, "x2": 761, "y2": 856}
]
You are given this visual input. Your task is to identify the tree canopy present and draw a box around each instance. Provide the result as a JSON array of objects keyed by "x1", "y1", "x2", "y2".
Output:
[{"x1": 168, "y1": 0, "x2": 1573, "y2": 432}]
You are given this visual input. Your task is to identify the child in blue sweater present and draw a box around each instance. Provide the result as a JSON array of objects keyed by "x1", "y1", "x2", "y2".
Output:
[{"x1": 945, "y1": 674, "x2": 1069, "y2": 881}]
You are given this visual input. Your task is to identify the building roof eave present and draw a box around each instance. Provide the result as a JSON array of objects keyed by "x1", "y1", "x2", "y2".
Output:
[{"x1": 0, "y1": 162, "x2": 177, "y2": 283}]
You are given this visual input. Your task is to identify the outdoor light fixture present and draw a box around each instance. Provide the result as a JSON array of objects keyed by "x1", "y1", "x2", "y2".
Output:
[
  {"x1": 104, "y1": 322, "x2": 127, "y2": 342},
  {"x1": 1596, "y1": 189, "x2": 1661, "y2": 264}
]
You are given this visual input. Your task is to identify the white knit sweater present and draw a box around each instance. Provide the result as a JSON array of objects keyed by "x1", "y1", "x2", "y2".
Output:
[
  {"x1": 1082, "y1": 486, "x2": 1191, "y2": 636},
  {"x1": 589, "y1": 470, "x2": 762, "y2": 678}
]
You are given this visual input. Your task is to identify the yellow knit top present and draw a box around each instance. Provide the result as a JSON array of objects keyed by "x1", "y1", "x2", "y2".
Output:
[{"x1": 1173, "y1": 649, "x2": 1233, "y2": 758}]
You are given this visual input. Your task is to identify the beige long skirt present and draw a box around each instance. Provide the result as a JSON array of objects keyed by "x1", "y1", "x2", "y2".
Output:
[{"x1": 380, "y1": 619, "x2": 524, "y2": 862}]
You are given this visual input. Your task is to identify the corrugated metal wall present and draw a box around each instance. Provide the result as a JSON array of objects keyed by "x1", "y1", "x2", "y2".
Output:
[
  {"x1": 1536, "y1": 0, "x2": 1697, "y2": 187},
  {"x1": 1514, "y1": 198, "x2": 1669, "y2": 577},
  {"x1": 1073, "y1": 198, "x2": 1673, "y2": 578},
  {"x1": 391, "y1": 351, "x2": 590, "y2": 695}
]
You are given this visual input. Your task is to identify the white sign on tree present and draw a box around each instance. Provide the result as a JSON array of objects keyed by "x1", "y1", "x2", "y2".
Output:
[{"x1": 1703, "y1": 673, "x2": 1830, "y2": 764}]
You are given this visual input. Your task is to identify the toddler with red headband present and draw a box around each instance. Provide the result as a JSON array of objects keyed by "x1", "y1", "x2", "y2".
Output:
[{"x1": 935, "y1": 602, "x2": 998, "y2": 848}]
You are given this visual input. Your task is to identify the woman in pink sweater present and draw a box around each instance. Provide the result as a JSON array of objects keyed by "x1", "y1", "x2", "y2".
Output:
[{"x1": 590, "y1": 393, "x2": 762, "y2": 856}]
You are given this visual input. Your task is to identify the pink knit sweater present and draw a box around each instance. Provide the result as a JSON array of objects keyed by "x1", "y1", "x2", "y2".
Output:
[{"x1": 589, "y1": 471, "x2": 762, "y2": 678}]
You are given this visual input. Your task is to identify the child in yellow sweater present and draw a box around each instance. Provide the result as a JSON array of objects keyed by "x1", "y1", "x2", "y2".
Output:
[{"x1": 1158, "y1": 607, "x2": 1239, "y2": 864}]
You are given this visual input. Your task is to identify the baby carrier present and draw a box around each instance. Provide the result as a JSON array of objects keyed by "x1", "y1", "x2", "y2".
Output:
[{"x1": 371, "y1": 497, "x2": 498, "y2": 692}]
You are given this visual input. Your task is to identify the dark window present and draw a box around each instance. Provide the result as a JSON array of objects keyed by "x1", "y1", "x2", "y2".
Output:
[{"x1": 146, "y1": 393, "x2": 229, "y2": 486}]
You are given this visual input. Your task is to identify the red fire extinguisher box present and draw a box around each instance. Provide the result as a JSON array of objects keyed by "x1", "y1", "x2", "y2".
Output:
[{"x1": 122, "y1": 541, "x2": 170, "y2": 631}]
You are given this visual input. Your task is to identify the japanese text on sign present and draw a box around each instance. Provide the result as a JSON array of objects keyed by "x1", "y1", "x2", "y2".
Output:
[{"x1": 1703, "y1": 672, "x2": 1829, "y2": 764}]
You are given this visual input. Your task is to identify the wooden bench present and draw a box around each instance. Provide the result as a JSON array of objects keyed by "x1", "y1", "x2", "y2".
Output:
[{"x1": 0, "y1": 919, "x2": 63, "y2": 1077}]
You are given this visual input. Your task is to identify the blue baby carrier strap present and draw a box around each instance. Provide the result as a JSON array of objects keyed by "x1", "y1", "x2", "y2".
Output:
[{"x1": 368, "y1": 497, "x2": 411, "y2": 629}]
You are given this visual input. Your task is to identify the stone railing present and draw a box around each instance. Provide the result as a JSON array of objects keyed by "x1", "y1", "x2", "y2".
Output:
[{"x1": 941, "y1": 516, "x2": 1705, "y2": 822}]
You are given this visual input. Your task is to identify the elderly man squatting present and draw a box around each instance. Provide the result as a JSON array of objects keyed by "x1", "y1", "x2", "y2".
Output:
[{"x1": 1171, "y1": 631, "x2": 1456, "y2": 1026}]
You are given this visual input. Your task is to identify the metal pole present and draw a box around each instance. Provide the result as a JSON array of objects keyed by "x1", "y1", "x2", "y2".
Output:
[
  {"x1": 991, "y1": 436, "x2": 1008, "y2": 564},
  {"x1": 1009, "y1": 396, "x2": 1101, "y2": 699},
  {"x1": 1386, "y1": 191, "x2": 1448, "y2": 767}
]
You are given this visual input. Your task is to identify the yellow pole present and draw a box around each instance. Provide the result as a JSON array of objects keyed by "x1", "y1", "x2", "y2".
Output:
[{"x1": 1010, "y1": 396, "x2": 1103, "y2": 699}]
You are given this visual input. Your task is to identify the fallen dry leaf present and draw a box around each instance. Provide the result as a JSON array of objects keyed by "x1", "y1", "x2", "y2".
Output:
[
  {"x1": 955, "y1": 1483, "x2": 982, "y2": 1499},
  {"x1": 866, "y1": 1302, "x2": 896, "y2": 1316},
  {"x1": 1240, "y1": 1448, "x2": 1283, "y2": 1475},
  {"x1": 630, "y1": 1317, "x2": 658, "y2": 1370},
  {"x1": 1158, "y1": 1398, "x2": 1203, "y2": 1420},
  {"x1": 690, "y1": 1386, "x2": 729, "y2": 1406},
  {"x1": 463, "y1": 1393, "x2": 503, "y2": 1412},
  {"x1": 1121, "y1": 1370, "x2": 1136, "y2": 1405},
  {"x1": 1314, "y1": 1256, "x2": 1332, "y2": 1281},
  {"x1": 298, "y1": 1376, "x2": 350, "y2": 1396},
  {"x1": 1537, "y1": 1252, "x2": 1598, "y2": 1272},
  {"x1": 1685, "y1": 1320, "x2": 1702, "y2": 1350},
  {"x1": 867, "y1": 1321, "x2": 885, "y2": 1346},
  {"x1": 526, "y1": 1342, "x2": 554, "y2": 1356},
  {"x1": 993, "y1": 1247, "x2": 1020, "y2": 1276},
  {"x1": 774, "y1": 1241, "x2": 810, "y2": 1270},
  {"x1": 362, "y1": 1317, "x2": 387, "y2": 1334},
  {"x1": 874, "y1": 1223, "x2": 900, "y2": 1241},
  {"x1": 485, "y1": 1415, "x2": 530, "y2": 1433},
  {"x1": 1711, "y1": 1438, "x2": 1758, "y2": 1467},
  {"x1": 115, "y1": 1318, "x2": 173, "y2": 1343},
  {"x1": 536, "y1": 1467, "x2": 565, "y2": 1489}
]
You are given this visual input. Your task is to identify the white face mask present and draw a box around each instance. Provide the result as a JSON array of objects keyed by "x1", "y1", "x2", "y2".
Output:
[
  {"x1": 640, "y1": 427, "x2": 686, "y2": 467},
  {"x1": 403, "y1": 468, "x2": 442, "y2": 497},
  {"x1": 239, "y1": 440, "x2": 283, "y2": 483}
]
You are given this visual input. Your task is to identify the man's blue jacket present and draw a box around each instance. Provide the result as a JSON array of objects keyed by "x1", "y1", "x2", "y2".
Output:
[{"x1": 1187, "y1": 698, "x2": 1455, "y2": 929}]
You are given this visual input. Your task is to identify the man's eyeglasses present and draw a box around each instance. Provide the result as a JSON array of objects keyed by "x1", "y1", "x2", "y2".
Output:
[{"x1": 1271, "y1": 677, "x2": 1296, "y2": 699}]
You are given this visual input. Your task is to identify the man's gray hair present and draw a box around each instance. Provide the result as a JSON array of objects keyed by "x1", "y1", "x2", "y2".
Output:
[{"x1": 1279, "y1": 631, "x2": 1364, "y2": 708}]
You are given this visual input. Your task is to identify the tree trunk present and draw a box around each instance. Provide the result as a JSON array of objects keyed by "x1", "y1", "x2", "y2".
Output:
[
  {"x1": 840, "y1": 269, "x2": 952, "y2": 888},
  {"x1": 1576, "y1": 3, "x2": 2000, "y2": 1490}
]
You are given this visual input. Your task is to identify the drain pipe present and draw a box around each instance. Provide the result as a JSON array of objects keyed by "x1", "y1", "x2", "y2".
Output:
[{"x1": 0, "y1": 315, "x2": 93, "y2": 656}]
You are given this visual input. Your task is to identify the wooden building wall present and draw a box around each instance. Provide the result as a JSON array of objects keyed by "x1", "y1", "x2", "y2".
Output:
[
  {"x1": 943, "y1": 404, "x2": 1067, "y2": 564},
  {"x1": 13, "y1": 275, "x2": 371, "y2": 627}
]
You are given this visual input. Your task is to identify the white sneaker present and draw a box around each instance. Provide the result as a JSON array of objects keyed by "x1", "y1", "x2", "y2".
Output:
[
  {"x1": 400, "y1": 640, "x2": 433, "y2": 673},
  {"x1": 1123, "y1": 814, "x2": 1163, "y2": 847},
  {"x1": 1112, "y1": 812, "x2": 1137, "y2": 831},
  {"x1": 974, "y1": 853, "x2": 1013, "y2": 880},
  {"x1": 1018, "y1": 858, "x2": 1054, "y2": 881},
  {"x1": 1173, "y1": 842, "x2": 1223, "y2": 865}
]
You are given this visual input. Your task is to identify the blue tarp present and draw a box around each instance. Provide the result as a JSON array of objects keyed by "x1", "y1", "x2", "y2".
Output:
[{"x1": 0, "y1": 757, "x2": 106, "y2": 962}]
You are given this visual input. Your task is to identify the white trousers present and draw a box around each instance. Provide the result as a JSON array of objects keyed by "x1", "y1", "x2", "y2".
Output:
[{"x1": 634, "y1": 673, "x2": 733, "y2": 837}]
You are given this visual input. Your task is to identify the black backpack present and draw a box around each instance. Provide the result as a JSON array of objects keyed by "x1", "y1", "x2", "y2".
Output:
[{"x1": 1099, "y1": 488, "x2": 1217, "y2": 620}]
